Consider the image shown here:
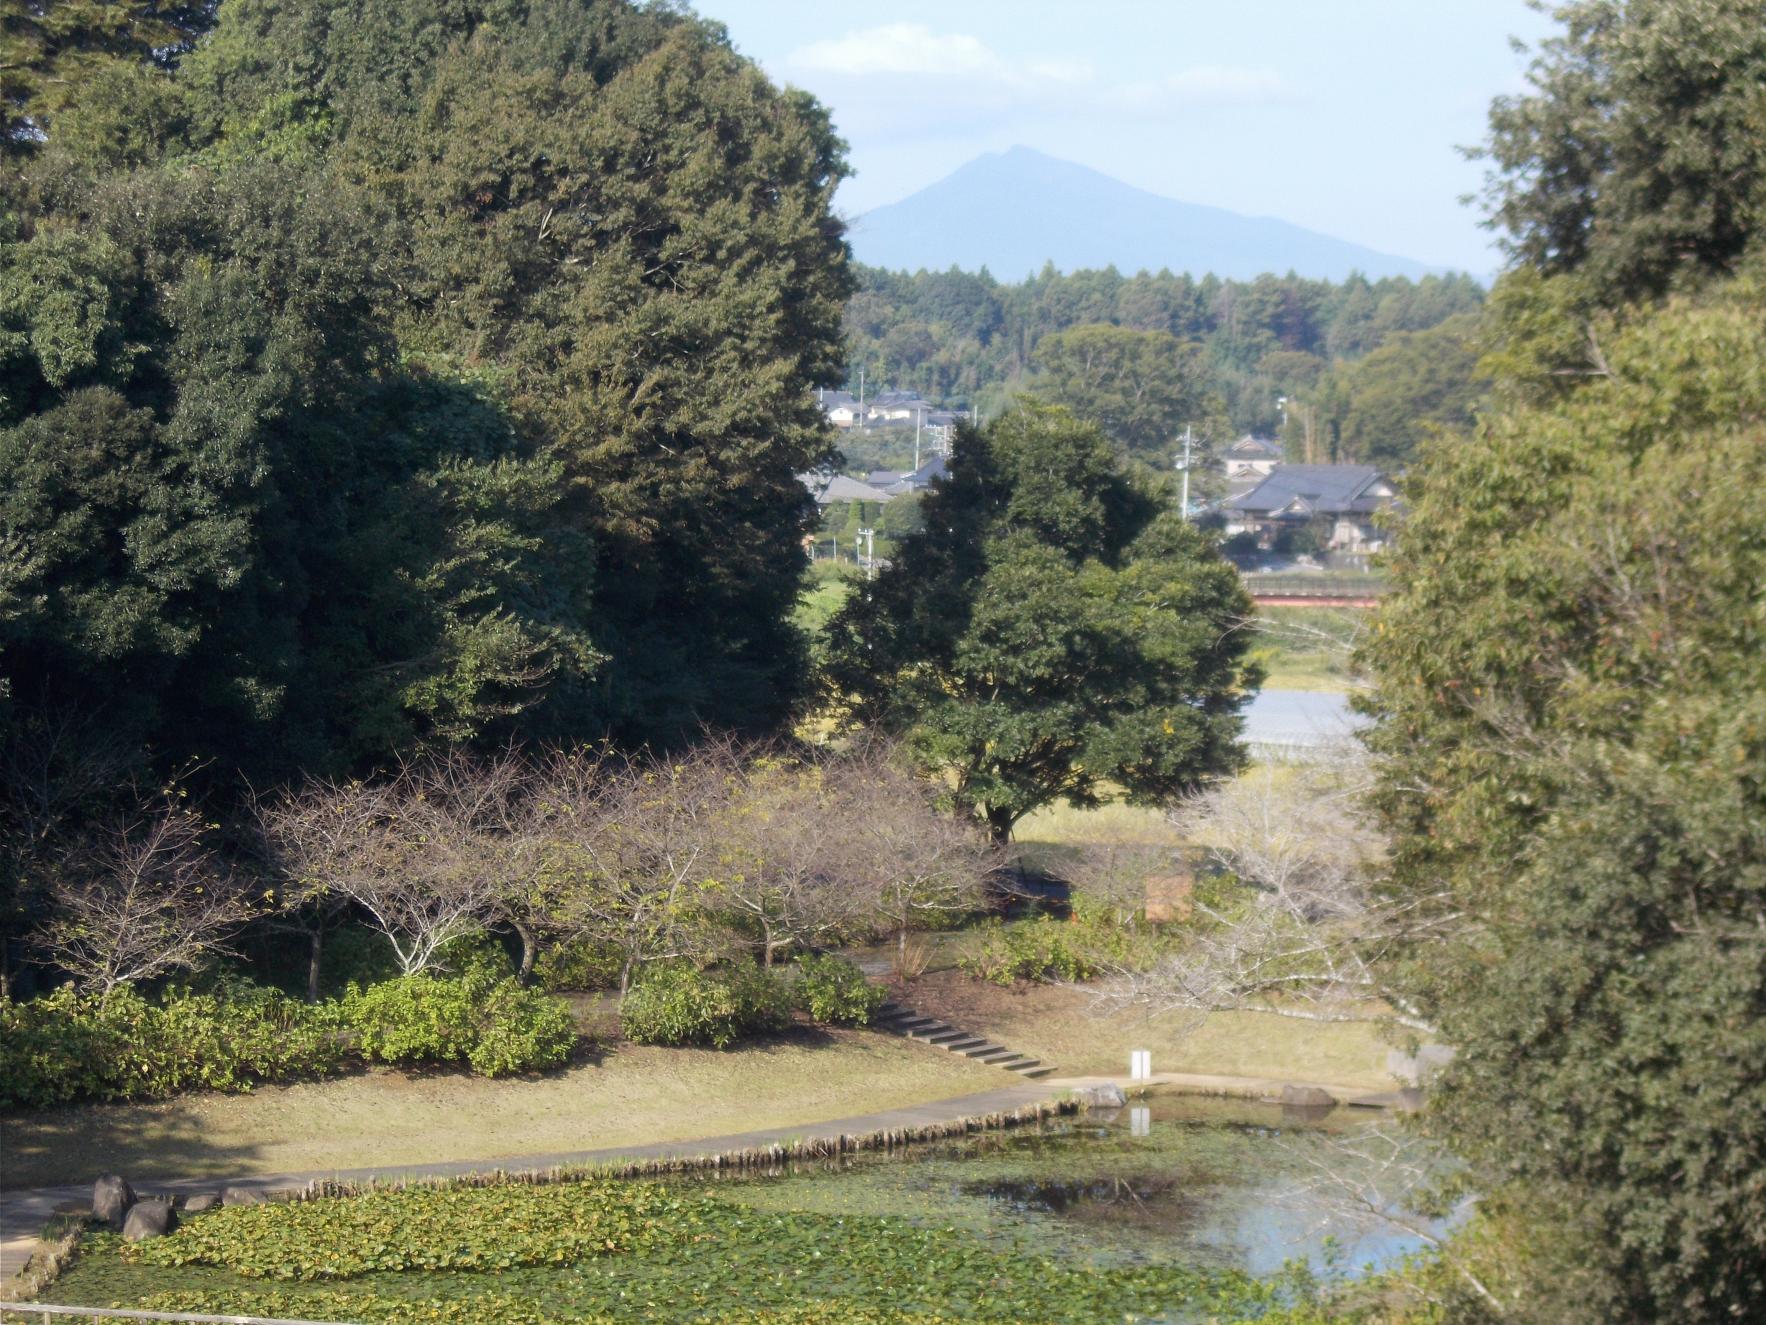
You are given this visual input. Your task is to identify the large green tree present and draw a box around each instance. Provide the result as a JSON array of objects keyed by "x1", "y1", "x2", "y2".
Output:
[
  {"x1": 1480, "y1": 0, "x2": 1766, "y2": 306},
  {"x1": 1361, "y1": 280, "x2": 1766, "y2": 1325},
  {"x1": 1031, "y1": 323, "x2": 1203, "y2": 459},
  {"x1": 826, "y1": 404, "x2": 1258, "y2": 841}
]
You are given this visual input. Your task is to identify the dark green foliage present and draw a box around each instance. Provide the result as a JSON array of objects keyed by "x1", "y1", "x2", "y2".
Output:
[
  {"x1": 532, "y1": 936, "x2": 626, "y2": 993},
  {"x1": 827, "y1": 404, "x2": 1258, "y2": 841},
  {"x1": 0, "y1": 980, "x2": 345, "y2": 1109},
  {"x1": 1361, "y1": 288, "x2": 1766, "y2": 1322},
  {"x1": 1479, "y1": 0, "x2": 1766, "y2": 305},
  {"x1": 619, "y1": 962, "x2": 793, "y2": 1049},
  {"x1": 1326, "y1": 312, "x2": 1486, "y2": 467},
  {"x1": 344, "y1": 970, "x2": 577, "y2": 1078},
  {"x1": 791, "y1": 953, "x2": 883, "y2": 1025},
  {"x1": 842, "y1": 262, "x2": 1485, "y2": 445},
  {"x1": 0, "y1": 971, "x2": 577, "y2": 1107},
  {"x1": 1032, "y1": 323, "x2": 1203, "y2": 458},
  {"x1": 0, "y1": 0, "x2": 212, "y2": 152}
]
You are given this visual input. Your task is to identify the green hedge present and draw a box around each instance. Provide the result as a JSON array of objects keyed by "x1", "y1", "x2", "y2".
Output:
[
  {"x1": 620, "y1": 963, "x2": 792, "y2": 1049},
  {"x1": 0, "y1": 972, "x2": 578, "y2": 1110},
  {"x1": 793, "y1": 954, "x2": 885, "y2": 1026}
]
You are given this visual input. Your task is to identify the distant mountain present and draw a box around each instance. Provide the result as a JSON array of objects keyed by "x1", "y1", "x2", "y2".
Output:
[{"x1": 847, "y1": 147, "x2": 1443, "y2": 282}]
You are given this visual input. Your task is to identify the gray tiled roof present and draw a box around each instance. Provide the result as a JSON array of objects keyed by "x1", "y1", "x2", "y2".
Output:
[{"x1": 1224, "y1": 464, "x2": 1390, "y2": 516}]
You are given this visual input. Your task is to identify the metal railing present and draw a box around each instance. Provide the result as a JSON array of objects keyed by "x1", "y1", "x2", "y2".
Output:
[{"x1": 0, "y1": 1305, "x2": 349, "y2": 1325}]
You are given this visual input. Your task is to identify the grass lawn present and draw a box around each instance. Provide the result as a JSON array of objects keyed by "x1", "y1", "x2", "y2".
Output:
[
  {"x1": 1246, "y1": 604, "x2": 1369, "y2": 692},
  {"x1": 0, "y1": 1025, "x2": 994, "y2": 1191}
]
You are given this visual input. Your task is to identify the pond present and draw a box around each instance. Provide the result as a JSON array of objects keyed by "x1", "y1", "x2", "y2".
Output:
[
  {"x1": 35, "y1": 1094, "x2": 1447, "y2": 1323},
  {"x1": 710, "y1": 1092, "x2": 1443, "y2": 1280}
]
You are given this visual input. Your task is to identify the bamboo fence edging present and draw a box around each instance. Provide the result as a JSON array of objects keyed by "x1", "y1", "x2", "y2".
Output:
[{"x1": 297, "y1": 1097, "x2": 1078, "y2": 1199}]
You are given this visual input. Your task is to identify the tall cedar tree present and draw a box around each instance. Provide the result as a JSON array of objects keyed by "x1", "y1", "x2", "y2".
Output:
[{"x1": 826, "y1": 403, "x2": 1258, "y2": 842}]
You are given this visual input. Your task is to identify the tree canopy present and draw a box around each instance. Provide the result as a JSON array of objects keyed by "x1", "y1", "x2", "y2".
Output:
[
  {"x1": 1360, "y1": 2, "x2": 1766, "y2": 1318},
  {"x1": 826, "y1": 404, "x2": 1258, "y2": 841}
]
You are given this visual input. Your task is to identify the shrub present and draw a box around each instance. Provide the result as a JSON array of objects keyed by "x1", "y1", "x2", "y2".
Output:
[
  {"x1": 957, "y1": 916, "x2": 1103, "y2": 986},
  {"x1": 342, "y1": 970, "x2": 576, "y2": 1076},
  {"x1": 0, "y1": 971, "x2": 576, "y2": 1109},
  {"x1": 794, "y1": 954, "x2": 885, "y2": 1025},
  {"x1": 533, "y1": 937, "x2": 625, "y2": 992},
  {"x1": 0, "y1": 981, "x2": 345, "y2": 1110},
  {"x1": 620, "y1": 963, "x2": 791, "y2": 1049}
]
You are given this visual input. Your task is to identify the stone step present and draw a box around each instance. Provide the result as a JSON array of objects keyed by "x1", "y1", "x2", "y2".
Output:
[
  {"x1": 892, "y1": 1017, "x2": 942, "y2": 1032},
  {"x1": 955, "y1": 1043, "x2": 1009, "y2": 1059},
  {"x1": 925, "y1": 1029, "x2": 973, "y2": 1045},
  {"x1": 875, "y1": 1012, "x2": 925, "y2": 1028},
  {"x1": 981, "y1": 1052, "x2": 1028, "y2": 1068},
  {"x1": 1002, "y1": 1058, "x2": 1042, "y2": 1073},
  {"x1": 1018, "y1": 1066, "x2": 1055, "y2": 1079},
  {"x1": 938, "y1": 1036, "x2": 989, "y2": 1053},
  {"x1": 877, "y1": 1002, "x2": 905, "y2": 1016}
]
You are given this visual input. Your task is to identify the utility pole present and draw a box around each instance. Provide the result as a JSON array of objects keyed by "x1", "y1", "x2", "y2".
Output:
[
  {"x1": 857, "y1": 367, "x2": 866, "y2": 433},
  {"x1": 914, "y1": 410, "x2": 923, "y2": 473},
  {"x1": 1176, "y1": 426, "x2": 1194, "y2": 522},
  {"x1": 858, "y1": 527, "x2": 876, "y2": 580}
]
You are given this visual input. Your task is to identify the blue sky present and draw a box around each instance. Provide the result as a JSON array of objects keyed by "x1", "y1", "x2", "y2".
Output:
[{"x1": 696, "y1": 1, "x2": 1559, "y2": 277}]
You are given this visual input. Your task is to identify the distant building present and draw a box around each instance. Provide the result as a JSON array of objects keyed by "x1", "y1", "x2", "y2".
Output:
[
  {"x1": 797, "y1": 473, "x2": 895, "y2": 506},
  {"x1": 1223, "y1": 464, "x2": 1396, "y2": 553},
  {"x1": 1223, "y1": 434, "x2": 1284, "y2": 479}
]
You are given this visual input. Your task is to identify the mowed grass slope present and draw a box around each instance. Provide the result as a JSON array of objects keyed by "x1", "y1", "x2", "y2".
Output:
[{"x1": 2, "y1": 1026, "x2": 993, "y2": 1190}]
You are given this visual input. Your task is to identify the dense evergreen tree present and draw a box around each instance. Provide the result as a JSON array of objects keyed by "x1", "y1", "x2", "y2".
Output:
[
  {"x1": 1362, "y1": 3, "x2": 1766, "y2": 1318},
  {"x1": 826, "y1": 404, "x2": 1257, "y2": 841}
]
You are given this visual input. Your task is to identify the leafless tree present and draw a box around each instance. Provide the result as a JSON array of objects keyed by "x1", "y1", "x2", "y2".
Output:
[
  {"x1": 0, "y1": 702, "x2": 137, "y2": 998},
  {"x1": 35, "y1": 790, "x2": 253, "y2": 1004},
  {"x1": 1096, "y1": 746, "x2": 1444, "y2": 1034},
  {"x1": 259, "y1": 752, "x2": 524, "y2": 977},
  {"x1": 718, "y1": 753, "x2": 874, "y2": 966},
  {"x1": 533, "y1": 741, "x2": 739, "y2": 998},
  {"x1": 1275, "y1": 1121, "x2": 1503, "y2": 1316},
  {"x1": 842, "y1": 746, "x2": 994, "y2": 968},
  {"x1": 1063, "y1": 838, "x2": 1187, "y2": 927}
]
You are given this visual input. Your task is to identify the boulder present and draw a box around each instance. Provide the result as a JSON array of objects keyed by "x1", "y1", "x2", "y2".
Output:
[
  {"x1": 1280, "y1": 1084, "x2": 1337, "y2": 1108},
  {"x1": 182, "y1": 1193, "x2": 222, "y2": 1214},
  {"x1": 92, "y1": 1174, "x2": 136, "y2": 1230},
  {"x1": 122, "y1": 1199, "x2": 178, "y2": 1242},
  {"x1": 222, "y1": 1185, "x2": 264, "y2": 1207},
  {"x1": 1075, "y1": 1083, "x2": 1128, "y2": 1109}
]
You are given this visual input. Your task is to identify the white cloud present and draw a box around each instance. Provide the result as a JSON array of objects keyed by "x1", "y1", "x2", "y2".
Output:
[{"x1": 790, "y1": 24, "x2": 1010, "y2": 79}]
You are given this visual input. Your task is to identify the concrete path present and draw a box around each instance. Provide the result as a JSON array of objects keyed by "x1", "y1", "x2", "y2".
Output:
[{"x1": 2, "y1": 1067, "x2": 1403, "y2": 1286}]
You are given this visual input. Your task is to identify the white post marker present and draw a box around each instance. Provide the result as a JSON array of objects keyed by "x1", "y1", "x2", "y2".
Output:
[{"x1": 1130, "y1": 1049, "x2": 1152, "y2": 1081}]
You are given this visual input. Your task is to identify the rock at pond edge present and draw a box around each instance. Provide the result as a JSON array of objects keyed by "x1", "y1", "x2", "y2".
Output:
[
  {"x1": 122, "y1": 1199, "x2": 178, "y2": 1242},
  {"x1": 92, "y1": 1174, "x2": 135, "y2": 1230}
]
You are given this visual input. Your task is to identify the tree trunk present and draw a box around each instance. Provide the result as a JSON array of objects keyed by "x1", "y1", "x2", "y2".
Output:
[
  {"x1": 986, "y1": 806, "x2": 1016, "y2": 846},
  {"x1": 305, "y1": 925, "x2": 323, "y2": 1004},
  {"x1": 512, "y1": 920, "x2": 537, "y2": 985}
]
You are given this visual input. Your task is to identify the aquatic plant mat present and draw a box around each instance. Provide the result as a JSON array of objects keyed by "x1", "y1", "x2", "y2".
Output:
[{"x1": 27, "y1": 1097, "x2": 1431, "y2": 1323}]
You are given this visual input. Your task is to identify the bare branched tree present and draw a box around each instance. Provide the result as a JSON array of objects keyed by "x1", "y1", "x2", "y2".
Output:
[
  {"x1": 260, "y1": 752, "x2": 523, "y2": 977},
  {"x1": 718, "y1": 753, "x2": 874, "y2": 966},
  {"x1": 35, "y1": 790, "x2": 252, "y2": 1003},
  {"x1": 1276, "y1": 1122, "x2": 1502, "y2": 1316},
  {"x1": 1063, "y1": 838, "x2": 1187, "y2": 926},
  {"x1": 534, "y1": 741, "x2": 739, "y2": 998},
  {"x1": 1096, "y1": 747, "x2": 1444, "y2": 1033},
  {"x1": 843, "y1": 746, "x2": 994, "y2": 967}
]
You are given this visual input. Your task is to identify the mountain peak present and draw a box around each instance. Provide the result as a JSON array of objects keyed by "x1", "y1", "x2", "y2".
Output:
[{"x1": 848, "y1": 148, "x2": 1440, "y2": 281}]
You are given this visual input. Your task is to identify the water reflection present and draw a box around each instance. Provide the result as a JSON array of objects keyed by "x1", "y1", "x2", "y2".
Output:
[{"x1": 710, "y1": 1091, "x2": 1451, "y2": 1280}]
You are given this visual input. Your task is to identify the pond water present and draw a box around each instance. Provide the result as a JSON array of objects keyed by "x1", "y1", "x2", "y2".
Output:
[
  {"x1": 38, "y1": 1093, "x2": 1448, "y2": 1323},
  {"x1": 1242, "y1": 689, "x2": 1365, "y2": 754},
  {"x1": 703, "y1": 1092, "x2": 1444, "y2": 1280}
]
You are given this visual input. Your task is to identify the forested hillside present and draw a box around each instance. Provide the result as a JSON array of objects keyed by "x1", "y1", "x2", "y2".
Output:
[{"x1": 842, "y1": 263, "x2": 1486, "y2": 465}]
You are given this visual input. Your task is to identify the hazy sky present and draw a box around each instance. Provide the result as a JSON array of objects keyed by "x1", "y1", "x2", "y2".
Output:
[{"x1": 696, "y1": 1, "x2": 1559, "y2": 276}]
